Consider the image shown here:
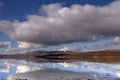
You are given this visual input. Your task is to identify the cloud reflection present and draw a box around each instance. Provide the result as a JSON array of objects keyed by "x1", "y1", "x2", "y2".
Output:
[
  {"x1": 0, "y1": 59, "x2": 120, "y2": 80},
  {"x1": 7, "y1": 68, "x2": 119, "y2": 80}
]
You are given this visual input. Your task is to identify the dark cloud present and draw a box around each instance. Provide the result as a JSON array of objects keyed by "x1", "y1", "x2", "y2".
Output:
[{"x1": 1, "y1": 1, "x2": 120, "y2": 46}]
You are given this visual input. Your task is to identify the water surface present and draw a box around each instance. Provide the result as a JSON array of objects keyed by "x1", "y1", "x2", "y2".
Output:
[{"x1": 0, "y1": 59, "x2": 120, "y2": 80}]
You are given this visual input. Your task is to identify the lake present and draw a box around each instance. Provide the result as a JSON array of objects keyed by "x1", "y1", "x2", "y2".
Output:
[{"x1": 0, "y1": 59, "x2": 120, "y2": 80}]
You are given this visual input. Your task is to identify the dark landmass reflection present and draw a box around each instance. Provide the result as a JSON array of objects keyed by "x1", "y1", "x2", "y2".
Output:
[{"x1": 0, "y1": 50, "x2": 120, "y2": 63}]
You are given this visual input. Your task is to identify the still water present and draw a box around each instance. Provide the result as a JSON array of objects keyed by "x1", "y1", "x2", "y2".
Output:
[{"x1": 0, "y1": 59, "x2": 120, "y2": 80}]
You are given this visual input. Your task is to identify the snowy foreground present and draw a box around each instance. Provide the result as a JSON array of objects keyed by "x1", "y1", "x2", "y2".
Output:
[{"x1": 7, "y1": 68, "x2": 120, "y2": 80}]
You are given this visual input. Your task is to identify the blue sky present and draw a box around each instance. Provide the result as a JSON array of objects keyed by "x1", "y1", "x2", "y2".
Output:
[
  {"x1": 0, "y1": 0, "x2": 114, "y2": 21},
  {"x1": 0, "y1": 0, "x2": 119, "y2": 51}
]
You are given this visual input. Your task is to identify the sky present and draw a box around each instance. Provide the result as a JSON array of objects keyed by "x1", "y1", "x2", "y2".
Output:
[
  {"x1": 0, "y1": 0, "x2": 114, "y2": 21},
  {"x1": 1, "y1": 0, "x2": 120, "y2": 79},
  {"x1": 0, "y1": 0, "x2": 120, "y2": 52}
]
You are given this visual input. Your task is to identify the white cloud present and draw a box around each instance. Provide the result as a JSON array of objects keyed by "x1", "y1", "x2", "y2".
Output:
[
  {"x1": 0, "y1": 65, "x2": 10, "y2": 73},
  {"x1": 112, "y1": 36, "x2": 120, "y2": 44},
  {"x1": 0, "y1": 41, "x2": 20, "y2": 54},
  {"x1": 16, "y1": 65, "x2": 44, "y2": 73},
  {"x1": 59, "y1": 62, "x2": 79, "y2": 68},
  {"x1": 81, "y1": 36, "x2": 120, "y2": 52},
  {"x1": 0, "y1": 59, "x2": 45, "y2": 74},
  {"x1": 17, "y1": 41, "x2": 45, "y2": 49},
  {"x1": 0, "y1": 42, "x2": 14, "y2": 52},
  {"x1": 0, "y1": 42, "x2": 12, "y2": 48},
  {"x1": 1, "y1": 1, "x2": 120, "y2": 46},
  {"x1": 0, "y1": 41, "x2": 45, "y2": 54},
  {"x1": 16, "y1": 65, "x2": 34, "y2": 73},
  {"x1": 60, "y1": 46, "x2": 81, "y2": 51}
]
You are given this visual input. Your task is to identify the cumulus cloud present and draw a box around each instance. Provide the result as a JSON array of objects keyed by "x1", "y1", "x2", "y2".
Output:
[{"x1": 1, "y1": 1, "x2": 120, "y2": 46}]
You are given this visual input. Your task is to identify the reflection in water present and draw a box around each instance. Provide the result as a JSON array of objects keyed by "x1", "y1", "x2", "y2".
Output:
[
  {"x1": 7, "y1": 68, "x2": 118, "y2": 80},
  {"x1": 1, "y1": 50, "x2": 120, "y2": 63},
  {"x1": 0, "y1": 60, "x2": 120, "y2": 80},
  {"x1": 1, "y1": 50, "x2": 120, "y2": 79}
]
